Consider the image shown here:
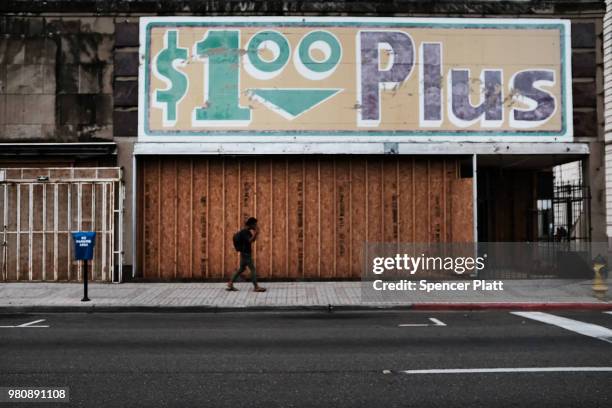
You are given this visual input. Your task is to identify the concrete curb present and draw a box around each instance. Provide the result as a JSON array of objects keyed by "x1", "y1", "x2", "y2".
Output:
[
  {"x1": 409, "y1": 302, "x2": 612, "y2": 311},
  {"x1": 0, "y1": 302, "x2": 610, "y2": 313},
  {"x1": 0, "y1": 305, "x2": 412, "y2": 314}
]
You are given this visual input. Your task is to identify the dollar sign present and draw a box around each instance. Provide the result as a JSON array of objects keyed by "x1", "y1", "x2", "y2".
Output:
[{"x1": 154, "y1": 30, "x2": 188, "y2": 126}]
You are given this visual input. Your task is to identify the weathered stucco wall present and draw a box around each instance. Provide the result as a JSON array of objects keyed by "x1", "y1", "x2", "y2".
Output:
[{"x1": 0, "y1": 17, "x2": 114, "y2": 142}]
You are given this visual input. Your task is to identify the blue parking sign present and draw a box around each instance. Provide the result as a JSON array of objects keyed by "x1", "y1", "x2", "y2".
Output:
[{"x1": 72, "y1": 232, "x2": 96, "y2": 260}]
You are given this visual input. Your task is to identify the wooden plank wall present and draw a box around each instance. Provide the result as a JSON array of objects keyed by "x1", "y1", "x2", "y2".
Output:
[{"x1": 137, "y1": 156, "x2": 473, "y2": 281}]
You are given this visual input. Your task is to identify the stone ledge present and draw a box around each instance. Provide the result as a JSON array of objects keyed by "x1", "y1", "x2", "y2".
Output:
[{"x1": 0, "y1": 1, "x2": 606, "y2": 15}]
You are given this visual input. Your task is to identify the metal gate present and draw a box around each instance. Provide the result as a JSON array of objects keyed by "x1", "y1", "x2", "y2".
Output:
[
  {"x1": 0, "y1": 168, "x2": 124, "y2": 282},
  {"x1": 552, "y1": 181, "x2": 591, "y2": 242}
]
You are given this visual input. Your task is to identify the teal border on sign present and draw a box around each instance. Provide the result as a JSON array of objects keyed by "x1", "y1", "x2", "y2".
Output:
[{"x1": 142, "y1": 20, "x2": 569, "y2": 138}]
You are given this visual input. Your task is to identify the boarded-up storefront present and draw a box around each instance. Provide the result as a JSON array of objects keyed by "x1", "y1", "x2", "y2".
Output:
[
  {"x1": 133, "y1": 16, "x2": 574, "y2": 281},
  {"x1": 137, "y1": 156, "x2": 472, "y2": 280}
]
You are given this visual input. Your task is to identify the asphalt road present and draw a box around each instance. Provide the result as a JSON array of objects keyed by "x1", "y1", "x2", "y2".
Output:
[{"x1": 0, "y1": 311, "x2": 611, "y2": 408}]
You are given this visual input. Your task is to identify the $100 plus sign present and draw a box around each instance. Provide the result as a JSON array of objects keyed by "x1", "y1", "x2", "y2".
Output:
[{"x1": 140, "y1": 17, "x2": 571, "y2": 139}]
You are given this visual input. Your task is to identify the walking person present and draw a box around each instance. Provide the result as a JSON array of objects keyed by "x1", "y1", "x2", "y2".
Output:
[{"x1": 227, "y1": 217, "x2": 266, "y2": 292}]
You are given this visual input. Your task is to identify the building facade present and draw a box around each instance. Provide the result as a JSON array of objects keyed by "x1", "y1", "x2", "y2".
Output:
[
  {"x1": 0, "y1": 0, "x2": 607, "y2": 282},
  {"x1": 605, "y1": 0, "x2": 612, "y2": 242}
]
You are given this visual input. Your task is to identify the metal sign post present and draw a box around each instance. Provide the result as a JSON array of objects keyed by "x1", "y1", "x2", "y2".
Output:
[{"x1": 71, "y1": 232, "x2": 96, "y2": 302}]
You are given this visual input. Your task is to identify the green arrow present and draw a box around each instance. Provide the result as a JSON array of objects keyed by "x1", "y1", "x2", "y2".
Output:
[{"x1": 249, "y1": 88, "x2": 343, "y2": 120}]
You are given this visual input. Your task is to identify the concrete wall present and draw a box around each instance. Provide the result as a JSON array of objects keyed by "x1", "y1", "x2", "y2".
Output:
[
  {"x1": 0, "y1": 17, "x2": 114, "y2": 142},
  {"x1": 554, "y1": 161, "x2": 582, "y2": 184},
  {"x1": 605, "y1": 0, "x2": 612, "y2": 242}
]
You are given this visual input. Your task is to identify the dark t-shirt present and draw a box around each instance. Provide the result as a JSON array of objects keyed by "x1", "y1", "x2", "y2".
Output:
[{"x1": 238, "y1": 228, "x2": 253, "y2": 254}]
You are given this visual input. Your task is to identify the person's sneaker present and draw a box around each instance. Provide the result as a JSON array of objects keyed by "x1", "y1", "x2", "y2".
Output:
[
  {"x1": 226, "y1": 284, "x2": 238, "y2": 291},
  {"x1": 253, "y1": 286, "x2": 266, "y2": 292}
]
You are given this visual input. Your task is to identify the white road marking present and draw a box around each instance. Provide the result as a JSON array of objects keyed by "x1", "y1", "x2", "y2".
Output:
[
  {"x1": 604, "y1": 311, "x2": 612, "y2": 315},
  {"x1": 393, "y1": 367, "x2": 612, "y2": 375},
  {"x1": 511, "y1": 312, "x2": 612, "y2": 344},
  {"x1": 399, "y1": 317, "x2": 446, "y2": 327},
  {"x1": 0, "y1": 319, "x2": 49, "y2": 328},
  {"x1": 429, "y1": 318, "x2": 447, "y2": 327},
  {"x1": 17, "y1": 319, "x2": 48, "y2": 328}
]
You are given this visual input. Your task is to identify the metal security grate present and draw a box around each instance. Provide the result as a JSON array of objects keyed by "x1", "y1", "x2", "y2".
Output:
[
  {"x1": 0, "y1": 168, "x2": 124, "y2": 282},
  {"x1": 552, "y1": 182, "x2": 591, "y2": 243}
]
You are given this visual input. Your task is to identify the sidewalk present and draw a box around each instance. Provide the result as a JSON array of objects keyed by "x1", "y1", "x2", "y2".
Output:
[{"x1": 0, "y1": 279, "x2": 611, "y2": 312}]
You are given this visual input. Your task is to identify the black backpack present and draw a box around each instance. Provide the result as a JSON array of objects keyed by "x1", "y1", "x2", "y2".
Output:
[{"x1": 232, "y1": 230, "x2": 244, "y2": 252}]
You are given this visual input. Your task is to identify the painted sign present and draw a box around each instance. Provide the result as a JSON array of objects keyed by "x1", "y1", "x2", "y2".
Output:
[{"x1": 138, "y1": 17, "x2": 572, "y2": 141}]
